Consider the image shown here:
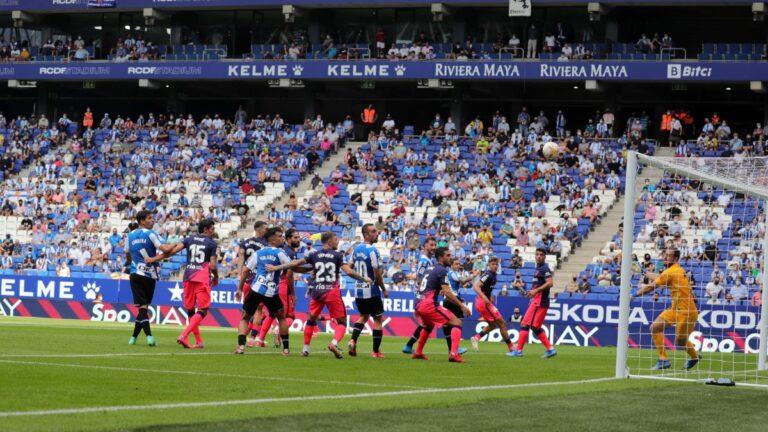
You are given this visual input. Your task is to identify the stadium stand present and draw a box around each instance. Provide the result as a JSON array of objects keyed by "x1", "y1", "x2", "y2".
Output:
[
  {"x1": 0, "y1": 111, "x2": 352, "y2": 280},
  {"x1": 577, "y1": 116, "x2": 766, "y2": 303},
  {"x1": 259, "y1": 109, "x2": 657, "y2": 297}
]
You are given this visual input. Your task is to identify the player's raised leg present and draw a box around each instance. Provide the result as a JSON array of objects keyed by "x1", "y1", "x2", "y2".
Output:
[
  {"x1": 472, "y1": 318, "x2": 514, "y2": 353},
  {"x1": 235, "y1": 288, "x2": 264, "y2": 354},
  {"x1": 412, "y1": 325, "x2": 432, "y2": 360},
  {"x1": 257, "y1": 308, "x2": 276, "y2": 347},
  {"x1": 403, "y1": 324, "x2": 424, "y2": 354},
  {"x1": 178, "y1": 276, "x2": 211, "y2": 349},
  {"x1": 249, "y1": 306, "x2": 266, "y2": 347},
  {"x1": 328, "y1": 317, "x2": 347, "y2": 359},
  {"x1": 302, "y1": 316, "x2": 318, "y2": 356},
  {"x1": 510, "y1": 249, "x2": 555, "y2": 358}
]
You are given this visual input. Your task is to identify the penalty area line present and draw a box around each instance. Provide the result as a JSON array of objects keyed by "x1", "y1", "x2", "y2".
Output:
[
  {"x1": 0, "y1": 359, "x2": 427, "y2": 391},
  {"x1": 0, "y1": 377, "x2": 616, "y2": 418}
]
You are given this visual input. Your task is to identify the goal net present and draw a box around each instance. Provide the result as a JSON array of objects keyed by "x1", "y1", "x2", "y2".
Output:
[{"x1": 616, "y1": 152, "x2": 768, "y2": 387}]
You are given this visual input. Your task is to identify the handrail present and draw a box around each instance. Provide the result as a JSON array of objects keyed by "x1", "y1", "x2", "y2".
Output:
[{"x1": 660, "y1": 47, "x2": 687, "y2": 60}]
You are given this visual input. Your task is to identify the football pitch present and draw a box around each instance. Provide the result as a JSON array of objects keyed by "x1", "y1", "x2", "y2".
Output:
[{"x1": 0, "y1": 318, "x2": 766, "y2": 432}]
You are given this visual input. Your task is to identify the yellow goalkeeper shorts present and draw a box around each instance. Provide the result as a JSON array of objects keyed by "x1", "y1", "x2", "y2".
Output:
[{"x1": 658, "y1": 308, "x2": 698, "y2": 339}]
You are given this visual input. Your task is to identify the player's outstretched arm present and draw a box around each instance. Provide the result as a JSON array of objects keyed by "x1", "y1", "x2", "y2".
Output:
[
  {"x1": 144, "y1": 252, "x2": 165, "y2": 264},
  {"x1": 266, "y1": 258, "x2": 306, "y2": 273},
  {"x1": 290, "y1": 263, "x2": 313, "y2": 274},
  {"x1": 636, "y1": 269, "x2": 669, "y2": 297},
  {"x1": 442, "y1": 284, "x2": 471, "y2": 316},
  {"x1": 235, "y1": 247, "x2": 245, "y2": 282},
  {"x1": 374, "y1": 267, "x2": 388, "y2": 297},
  {"x1": 341, "y1": 263, "x2": 372, "y2": 284},
  {"x1": 459, "y1": 274, "x2": 475, "y2": 286},
  {"x1": 159, "y1": 242, "x2": 185, "y2": 256}
]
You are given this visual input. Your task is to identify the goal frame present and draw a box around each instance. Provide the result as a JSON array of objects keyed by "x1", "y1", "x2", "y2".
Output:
[{"x1": 615, "y1": 151, "x2": 768, "y2": 384}]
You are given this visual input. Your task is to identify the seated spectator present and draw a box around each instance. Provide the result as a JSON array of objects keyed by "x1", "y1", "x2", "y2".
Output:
[
  {"x1": 727, "y1": 278, "x2": 749, "y2": 302},
  {"x1": 597, "y1": 269, "x2": 613, "y2": 286},
  {"x1": 512, "y1": 272, "x2": 526, "y2": 294},
  {"x1": 578, "y1": 275, "x2": 591, "y2": 293},
  {"x1": 565, "y1": 275, "x2": 579, "y2": 296},
  {"x1": 365, "y1": 194, "x2": 379, "y2": 212}
]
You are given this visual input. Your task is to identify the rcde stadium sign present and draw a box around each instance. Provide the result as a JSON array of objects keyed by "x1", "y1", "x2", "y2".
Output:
[{"x1": 0, "y1": 60, "x2": 761, "y2": 82}]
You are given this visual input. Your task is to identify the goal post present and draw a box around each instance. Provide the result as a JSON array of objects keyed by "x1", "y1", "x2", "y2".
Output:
[{"x1": 616, "y1": 151, "x2": 768, "y2": 386}]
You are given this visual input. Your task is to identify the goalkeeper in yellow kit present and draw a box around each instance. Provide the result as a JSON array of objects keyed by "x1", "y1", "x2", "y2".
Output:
[{"x1": 636, "y1": 248, "x2": 701, "y2": 371}]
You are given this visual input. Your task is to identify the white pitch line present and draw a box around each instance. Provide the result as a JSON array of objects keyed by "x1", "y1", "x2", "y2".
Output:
[
  {"x1": 0, "y1": 377, "x2": 616, "y2": 418},
  {"x1": 0, "y1": 349, "x2": 621, "y2": 360},
  {"x1": 0, "y1": 359, "x2": 427, "y2": 390},
  {"x1": 0, "y1": 320, "x2": 235, "y2": 333},
  {"x1": 0, "y1": 352, "x2": 284, "y2": 358}
]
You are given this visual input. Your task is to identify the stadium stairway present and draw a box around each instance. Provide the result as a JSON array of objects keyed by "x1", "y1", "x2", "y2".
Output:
[
  {"x1": 551, "y1": 147, "x2": 672, "y2": 293},
  {"x1": 235, "y1": 140, "x2": 366, "y2": 239}
]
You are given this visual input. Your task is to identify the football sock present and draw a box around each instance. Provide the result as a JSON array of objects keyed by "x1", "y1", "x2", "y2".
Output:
[
  {"x1": 281, "y1": 334, "x2": 289, "y2": 350},
  {"x1": 685, "y1": 341, "x2": 699, "y2": 359},
  {"x1": 517, "y1": 328, "x2": 530, "y2": 351},
  {"x1": 351, "y1": 322, "x2": 364, "y2": 342},
  {"x1": 407, "y1": 325, "x2": 424, "y2": 348},
  {"x1": 443, "y1": 325, "x2": 452, "y2": 350},
  {"x1": 332, "y1": 322, "x2": 346, "y2": 346},
  {"x1": 132, "y1": 321, "x2": 142, "y2": 338},
  {"x1": 192, "y1": 327, "x2": 203, "y2": 344},
  {"x1": 652, "y1": 331, "x2": 668, "y2": 360},
  {"x1": 304, "y1": 320, "x2": 316, "y2": 345},
  {"x1": 450, "y1": 326, "x2": 461, "y2": 356},
  {"x1": 180, "y1": 312, "x2": 204, "y2": 340},
  {"x1": 416, "y1": 327, "x2": 431, "y2": 355},
  {"x1": 137, "y1": 308, "x2": 152, "y2": 337},
  {"x1": 372, "y1": 329, "x2": 383, "y2": 353},
  {"x1": 534, "y1": 328, "x2": 552, "y2": 350},
  {"x1": 238, "y1": 334, "x2": 246, "y2": 346},
  {"x1": 258, "y1": 316, "x2": 275, "y2": 341}
]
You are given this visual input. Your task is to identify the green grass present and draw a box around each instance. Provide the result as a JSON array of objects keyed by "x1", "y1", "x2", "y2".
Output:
[{"x1": 0, "y1": 317, "x2": 766, "y2": 432}]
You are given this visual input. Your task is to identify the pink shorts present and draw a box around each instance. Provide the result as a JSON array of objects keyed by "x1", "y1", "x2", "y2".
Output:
[
  {"x1": 182, "y1": 280, "x2": 211, "y2": 310},
  {"x1": 309, "y1": 289, "x2": 346, "y2": 320},
  {"x1": 415, "y1": 301, "x2": 456, "y2": 327},
  {"x1": 521, "y1": 303, "x2": 548, "y2": 328},
  {"x1": 475, "y1": 297, "x2": 502, "y2": 322}
]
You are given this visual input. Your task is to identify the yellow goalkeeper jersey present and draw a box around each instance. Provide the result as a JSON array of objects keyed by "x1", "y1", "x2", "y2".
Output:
[{"x1": 654, "y1": 263, "x2": 697, "y2": 312}]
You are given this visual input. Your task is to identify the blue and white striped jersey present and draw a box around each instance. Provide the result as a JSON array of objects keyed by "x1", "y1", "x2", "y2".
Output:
[
  {"x1": 125, "y1": 228, "x2": 163, "y2": 279},
  {"x1": 351, "y1": 243, "x2": 382, "y2": 299},
  {"x1": 245, "y1": 246, "x2": 292, "y2": 297},
  {"x1": 447, "y1": 270, "x2": 464, "y2": 300}
]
